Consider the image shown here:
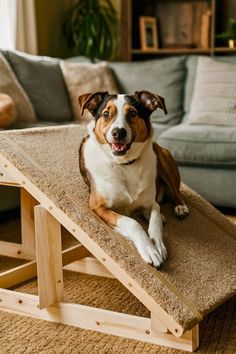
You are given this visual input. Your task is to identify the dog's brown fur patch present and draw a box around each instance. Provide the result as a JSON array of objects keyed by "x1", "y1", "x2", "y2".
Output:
[
  {"x1": 90, "y1": 191, "x2": 119, "y2": 226},
  {"x1": 124, "y1": 104, "x2": 150, "y2": 142},
  {"x1": 94, "y1": 100, "x2": 117, "y2": 144}
]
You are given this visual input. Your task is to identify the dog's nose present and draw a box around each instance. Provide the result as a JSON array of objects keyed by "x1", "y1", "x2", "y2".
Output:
[{"x1": 112, "y1": 128, "x2": 127, "y2": 140}]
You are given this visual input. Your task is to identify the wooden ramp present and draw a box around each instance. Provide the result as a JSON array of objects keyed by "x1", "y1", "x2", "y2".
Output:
[{"x1": 0, "y1": 125, "x2": 236, "y2": 352}]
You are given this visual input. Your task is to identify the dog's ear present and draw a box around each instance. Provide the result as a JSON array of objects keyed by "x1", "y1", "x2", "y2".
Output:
[
  {"x1": 135, "y1": 90, "x2": 167, "y2": 115},
  {"x1": 78, "y1": 91, "x2": 109, "y2": 116}
]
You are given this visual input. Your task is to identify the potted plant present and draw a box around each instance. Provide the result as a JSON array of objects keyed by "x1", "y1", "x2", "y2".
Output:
[
  {"x1": 217, "y1": 18, "x2": 236, "y2": 48},
  {"x1": 63, "y1": 0, "x2": 119, "y2": 61}
]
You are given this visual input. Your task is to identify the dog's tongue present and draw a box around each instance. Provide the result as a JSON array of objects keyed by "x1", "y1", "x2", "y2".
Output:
[{"x1": 111, "y1": 143, "x2": 126, "y2": 152}]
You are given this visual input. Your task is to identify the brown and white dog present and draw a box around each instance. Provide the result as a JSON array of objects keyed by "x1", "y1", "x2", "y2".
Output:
[{"x1": 78, "y1": 90, "x2": 189, "y2": 267}]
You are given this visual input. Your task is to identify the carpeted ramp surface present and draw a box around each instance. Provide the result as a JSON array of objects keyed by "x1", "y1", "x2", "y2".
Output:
[{"x1": 0, "y1": 125, "x2": 236, "y2": 336}]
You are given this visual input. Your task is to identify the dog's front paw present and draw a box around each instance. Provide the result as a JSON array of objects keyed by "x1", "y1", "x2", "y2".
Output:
[
  {"x1": 152, "y1": 238, "x2": 167, "y2": 262},
  {"x1": 138, "y1": 239, "x2": 166, "y2": 268},
  {"x1": 174, "y1": 204, "x2": 189, "y2": 219}
]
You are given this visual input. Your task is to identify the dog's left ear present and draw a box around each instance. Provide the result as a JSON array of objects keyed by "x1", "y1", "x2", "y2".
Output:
[
  {"x1": 135, "y1": 90, "x2": 167, "y2": 115},
  {"x1": 78, "y1": 91, "x2": 109, "y2": 116}
]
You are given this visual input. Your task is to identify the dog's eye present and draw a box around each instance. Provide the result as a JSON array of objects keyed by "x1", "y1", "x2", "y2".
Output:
[
  {"x1": 103, "y1": 111, "x2": 109, "y2": 118},
  {"x1": 129, "y1": 110, "x2": 137, "y2": 118}
]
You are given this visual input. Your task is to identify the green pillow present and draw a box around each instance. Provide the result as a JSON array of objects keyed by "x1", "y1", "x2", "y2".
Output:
[
  {"x1": 110, "y1": 56, "x2": 186, "y2": 125},
  {"x1": 3, "y1": 50, "x2": 73, "y2": 122}
]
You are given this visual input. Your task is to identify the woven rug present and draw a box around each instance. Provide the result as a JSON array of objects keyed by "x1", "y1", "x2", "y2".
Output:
[{"x1": 0, "y1": 218, "x2": 236, "y2": 354}]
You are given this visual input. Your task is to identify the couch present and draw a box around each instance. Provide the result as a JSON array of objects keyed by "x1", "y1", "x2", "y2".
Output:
[{"x1": 0, "y1": 49, "x2": 236, "y2": 211}]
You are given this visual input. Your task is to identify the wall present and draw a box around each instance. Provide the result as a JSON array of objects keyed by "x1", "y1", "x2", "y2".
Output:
[
  {"x1": 35, "y1": 0, "x2": 75, "y2": 58},
  {"x1": 35, "y1": 0, "x2": 121, "y2": 59}
]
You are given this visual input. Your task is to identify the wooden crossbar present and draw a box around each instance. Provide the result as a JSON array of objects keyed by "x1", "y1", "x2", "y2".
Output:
[
  {"x1": 0, "y1": 289, "x2": 199, "y2": 352},
  {"x1": 0, "y1": 245, "x2": 91, "y2": 289}
]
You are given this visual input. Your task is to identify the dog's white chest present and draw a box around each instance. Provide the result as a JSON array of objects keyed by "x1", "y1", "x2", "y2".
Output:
[{"x1": 84, "y1": 137, "x2": 157, "y2": 213}]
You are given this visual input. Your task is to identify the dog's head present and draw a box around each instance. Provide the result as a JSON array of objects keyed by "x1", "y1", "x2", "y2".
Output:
[{"x1": 78, "y1": 90, "x2": 167, "y2": 158}]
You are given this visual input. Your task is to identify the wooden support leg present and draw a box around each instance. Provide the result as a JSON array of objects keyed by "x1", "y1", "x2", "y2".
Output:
[
  {"x1": 34, "y1": 205, "x2": 63, "y2": 309},
  {"x1": 151, "y1": 313, "x2": 168, "y2": 333},
  {"x1": 21, "y1": 188, "x2": 38, "y2": 258}
]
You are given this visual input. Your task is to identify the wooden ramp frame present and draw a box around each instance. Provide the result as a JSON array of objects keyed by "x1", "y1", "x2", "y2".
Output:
[{"x1": 0, "y1": 157, "x2": 199, "y2": 352}]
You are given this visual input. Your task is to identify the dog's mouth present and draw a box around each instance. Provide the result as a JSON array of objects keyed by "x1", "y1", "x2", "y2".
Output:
[{"x1": 110, "y1": 142, "x2": 131, "y2": 156}]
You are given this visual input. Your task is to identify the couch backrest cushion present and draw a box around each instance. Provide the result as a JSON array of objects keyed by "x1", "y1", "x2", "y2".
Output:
[
  {"x1": 110, "y1": 56, "x2": 186, "y2": 125},
  {"x1": 0, "y1": 53, "x2": 36, "y2": 123},
  {"x1": 184, "y1": 55, "x2": 236, "y2": 122},
  {"x1": 187, "y1": 57, "x2": 236, "y2": 126},
  {"x1": 2, "y1": 50, "x2": 73, "y2": 122},
  {"x1": 60, "y1": 61, "x2": 119, "y2": 122}
]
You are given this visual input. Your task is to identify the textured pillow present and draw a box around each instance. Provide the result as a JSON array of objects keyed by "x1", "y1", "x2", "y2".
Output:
[
  {"x1": 110, "y1": 57, "x2": 186, "y2": 125},
  {"x1": 60, "y1": 61, "x2": 119, "y2": 122},
  {"x1": 0, "y1": 94, "x2": 16, "y2": 127},
  {"x1": 184, "y1": 56, "x2": 236, "y2": 122},
  {"x1": 188, "y1": 57, "x2": 236, "y2": 126},
  {"x1": 0, "y1": 53, "x2": 36, "y2": 123},
  {"x1": 3, "y1": 50, "x2": 73, "y2": 122}
]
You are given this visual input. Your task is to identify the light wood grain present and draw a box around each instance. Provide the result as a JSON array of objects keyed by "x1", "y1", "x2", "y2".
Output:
[
  {"x1": 21, "y1": 189, "x2": 38, "y2": 258},
  {"x1": 64, "y1": 257, "x2": 115, "y2": 278},
  {"x1": 0, "y1": 289, "x2": 199, "y2": 352},
  {"x1": 34, "y1": 205, "x2": 63, "y2": 309},
  {"x1": 0, "y1": 244, "x2": 91, "y2": 289}
]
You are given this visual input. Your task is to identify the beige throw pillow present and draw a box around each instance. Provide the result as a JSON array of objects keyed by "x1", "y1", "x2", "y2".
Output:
[
  {"x1": 60, "y1": 61, "x2": 118, "y2": 122},
  {"x1": 0, "y1": 53, "x2": 36, "y2": 123},
  {"x1": 188, "y1": 57, "x2": 236, "y2": 126}
]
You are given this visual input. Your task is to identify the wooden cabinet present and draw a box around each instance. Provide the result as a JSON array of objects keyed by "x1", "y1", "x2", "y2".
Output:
[{"x1": 120, "y1": 0, "x2": 236, "y2": 61}]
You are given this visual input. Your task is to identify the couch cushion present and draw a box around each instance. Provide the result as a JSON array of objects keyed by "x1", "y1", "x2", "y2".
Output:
[
  {"x1": 187, "y1": 57, "x2": 236, "y2": 126},
  {"x1": 152, "y1": 123, "x2": 171, "y2": 137},
  {"x1": 2, "y1": 50, "x2": 73, "y2": 122},
  {"x1": 0, "y1": 53, "x2": 36, "y2": 123},
  {"x1": 60, "y1": 61, "x2": 119, "y2": 122},
  {"x1": 179, "y1": 166, "x2": 236, "y2": 207},
  {"x1": 183, "y1": 55, "x2": 236, "y2": 122},
  {"x1": 110, "y1": 57, "x2": 186, "y2": 125},
  {"x1": 157, "y1": 124, "x2": 236, "y2": 167}
]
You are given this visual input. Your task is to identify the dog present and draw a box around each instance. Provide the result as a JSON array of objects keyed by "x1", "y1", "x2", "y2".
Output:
[{"x1": 78, "y1": 90, "x2": 189, "y2": 267}]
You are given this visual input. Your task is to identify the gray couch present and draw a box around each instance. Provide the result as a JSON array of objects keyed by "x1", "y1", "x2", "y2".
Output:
[{"x1": 1, "y1": 50, "x2": 236, "y2": 210}]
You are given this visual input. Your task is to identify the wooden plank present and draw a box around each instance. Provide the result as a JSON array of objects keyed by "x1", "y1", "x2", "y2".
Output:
[
  {"x1": 0, "y1": 289, "x2": 199, "y2": 352},
  {"x1": 131, "y1": 48, "x2": 211, "y2": 55},
  {"x1": 211, "y1": 0, "x2": 216, "y2": 55},
  {"x1": 64, "y1": 257, "x2": 115, "y2": 278},
  {"x1": 34, "y1": 205, "x2": 63, "y2": 309},
  {"x1": 0, "y1": 241, "x2": 34, "y2": 260},
  {"x1": 0, "y1": 153, "x2": 193, "y2": 337},
  {"x1": 62, "y1": 244, "x2": 91, "y2": 266},
  {"x1": 0, "y1": 168, "x2": 20, "y2": 186},
  {"x1": 120, "y1": 0, "x2": 132, "y2": 60},
  {"x1": 0, "y1": 260, "x2": 36, "y2": 289},
  {"x1": 0, "y1": 244, "x2": 90, "y2": 289},
  {"x1": 151, "y1": 313, "x2": 168, "y2": 334},
  {"x1": 21, "y1": 189, "x2": 38, "y2": 258}
]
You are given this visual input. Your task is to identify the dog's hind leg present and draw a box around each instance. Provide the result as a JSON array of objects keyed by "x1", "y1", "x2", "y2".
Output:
[{"x1": 153, "y1": 143, "x2": 189, "y2": 219}]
